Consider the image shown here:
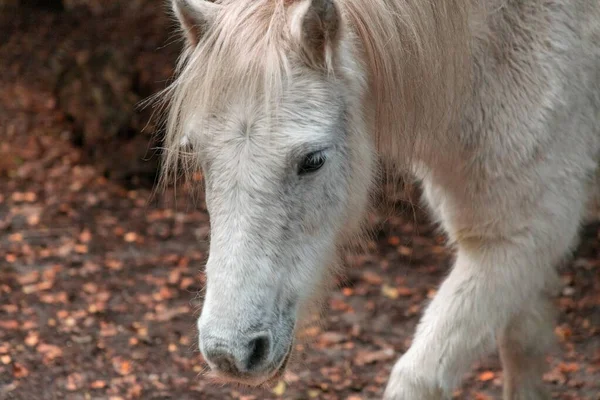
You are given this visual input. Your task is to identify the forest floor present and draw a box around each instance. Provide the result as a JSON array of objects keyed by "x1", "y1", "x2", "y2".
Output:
[{"x1": 1, "y1": 3, "x2": 599, "y2": 400}]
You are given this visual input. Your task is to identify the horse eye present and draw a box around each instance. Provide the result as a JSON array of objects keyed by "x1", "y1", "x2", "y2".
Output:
[{"x1": 298, "y1": 151, "x2": 326, "y2": 175}]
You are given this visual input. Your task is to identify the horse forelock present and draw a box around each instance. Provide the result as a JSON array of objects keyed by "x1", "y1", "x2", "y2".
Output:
[{"x1": 159, "y1": 0, "x2": 294, "y2": 188}]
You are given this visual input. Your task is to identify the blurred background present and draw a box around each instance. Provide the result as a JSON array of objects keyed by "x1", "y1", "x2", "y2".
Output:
[{"x1": 0, "y1": 1, "x2": 598, "y2": 399}]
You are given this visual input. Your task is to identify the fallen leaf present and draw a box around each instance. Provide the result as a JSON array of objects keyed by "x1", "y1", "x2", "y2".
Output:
[
  {"x1": 16, "y1": 271, "x2": 39, "y2": 285},
  {"x1": 74, "y1": 244, "x2": 88, "y2": 254},
  {"x1": 113, "y1": 358, "x2": 133, "y2": 376},
  {"x1": 388, "y1": 236, "x2": 401, "y2": 246},
  {"x1": 37, "y1": 343, "x2": 63, "y2": 362},
  {"x1": 13, "y1": 363, "x2": 29, "y2": 378},
  {"x1": 381, "y1": 285, "x2": 399, "y2": 299},
  {"x1": 397, "y1": 246, "x2": 412, "y2": 256},
  {"x1": 90, "y1": 380, "x2": 107, "y2": 389},
  {"x1": 272, "y1": 381, "x2": 286, "y2": 396},
  {"x1": 543, "y1": 367, "x2": 567, "y2": 385},
  {"x1": 127, "y1": 383, "x2": 142, "y2": 398},
  {"x1": 106, "y1": 260, "x2": 123, "y2": 270},
  {"x1": 361, "y1": 271, "x2": 382, "y2": 285},
  {"x1": 168, "y1": 269, "x2": 181, "y2": 284},
  {"x1": 24, "y1": 332, "x2": 39, "y2": 347},
  {"x1": 555, "y1": 325, "x2": 572, "y2": 342},
  {"x1": 558, "y1": 362, "x2": 580, "y2": 373},
  {"x1": 124, "y1": 232, "x2": 138, "y2": 242},
  {"x1": 79, "y1": 229, "x2": 92, "y2": 243},
  {"x1": 9, "y1": 233, "x2": 23, "y2": 242},
  {"x1": 319, "y1": 332, "x2": 346, "y2": 346},
  {"x1": 354, "y1": 348, "x2": 395, "y2": 366},
  {"x1": 478, "y1": 371, "x2": 495, "y2": 382},
  {"x1": 0, "y1": 321, "x2": 19, "y2": 330},
  {"x1": 65, "y1": 373, "x2": 84, "y2": 391}
]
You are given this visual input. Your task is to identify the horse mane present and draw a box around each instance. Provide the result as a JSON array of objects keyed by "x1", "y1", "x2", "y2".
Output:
[
  {"x1": 157, "y1": 0, "x2": 476, "y2": 188},
  {"x1": 342, "y1": 0, "x2": 474, "y2": 164}
]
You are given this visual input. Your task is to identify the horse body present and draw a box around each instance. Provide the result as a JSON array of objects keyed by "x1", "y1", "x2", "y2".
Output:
[
  {"x1": 417, "y1": 1, "x2": 600, "y2": 250},
  {"x1": 403, "y1": 4, "x2": 600, "y2": 397},
  {"x1": 160, "y1": 0, "x2": 600, "y2": 398}
]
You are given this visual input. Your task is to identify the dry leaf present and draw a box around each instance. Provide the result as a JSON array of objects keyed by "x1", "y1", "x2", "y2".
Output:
[
  {"x1": 478, "y1": 371, "x2": 495, "y2": 382},
  {"x1": 24, "y1": 332, "x2": 39, "y2": 347},
  {"x1": 65, "y1": 373, "x2": 84, "y2": 391},
  {"x1": 361, "y1": 271, "x2": 382, "y2": 285},
  {"x1": 37, "y1": 343, "x2": 63, "y2": 362},
  {"x1": 113, "y1": 358, "x2": 133, "y2": 376},
  {"x1": 124, "y1": 232, "x2": 138, "y2": 242},
  {"x1": 272, "y1": 381, "x2": 286, "y2": 396},
  {"x1": 13, "y1": 363, "x2": 29, "y2": 378},
  {"x1": 381, "y1": 285, "x2": 399, "y2": 299},
  {"x1": 354, "y1": 348, "x2": 395, "y2": 366},
  {"x1": 0, "y1": 321, "x2": 19, "y2": 330},
  {"x1": 388, "y1": 236, "x2": 401, "y2": 246},
  {"x1": 90, "y1": 380, "x2": 107, "y2": 389},
  {"x1": 16, "y1": 271, "x2": 39, "y2": 285}
]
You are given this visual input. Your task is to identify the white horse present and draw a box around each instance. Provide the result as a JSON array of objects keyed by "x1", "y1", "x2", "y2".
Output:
[{"x1": 157, "y1": 0, "x2": 600, "y2": 398}]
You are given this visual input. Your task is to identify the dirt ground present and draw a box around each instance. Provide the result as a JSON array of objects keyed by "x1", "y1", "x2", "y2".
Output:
[{"x1": 1, "y1": 3, "x2": 599, "y2": 400}]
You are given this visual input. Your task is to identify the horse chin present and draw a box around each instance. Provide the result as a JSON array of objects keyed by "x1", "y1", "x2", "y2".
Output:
[
  {"x1": 265, "y1": 340, "x2": 294, "y2": 384},
  {"x1": 206, "y1": 371, "x2": 275, "y2": 388},
  {"x1": 259, "y1": 339, "x2": 295, "y2": 387}
]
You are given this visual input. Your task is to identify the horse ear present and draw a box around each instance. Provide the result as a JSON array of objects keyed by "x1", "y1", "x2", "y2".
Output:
[
  {"x1": 172, "y1": 0, "x2": 220, "y2": 47},
  {"x1": 291, "y1": 0, "x2": 340, "y2": 68}
]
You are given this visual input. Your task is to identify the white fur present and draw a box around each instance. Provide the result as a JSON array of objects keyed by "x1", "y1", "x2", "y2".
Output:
[{"x1": 162, "y1": 0, "x2": 600, "y2": 397}]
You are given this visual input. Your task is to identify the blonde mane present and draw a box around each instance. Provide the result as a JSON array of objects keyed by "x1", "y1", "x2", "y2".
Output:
[
  {"x1": 343, "y1": 0, "x2": 474, "y2": 162},
  {"x1": 158, "y1": 0, "x2": 475, "y2": 187}
]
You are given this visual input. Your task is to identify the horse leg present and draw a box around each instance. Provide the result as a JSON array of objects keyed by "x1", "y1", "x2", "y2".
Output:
[
  {"x1": 383, "y1": 186, "x2": 585, "y2": 400},
  {"x1": 498, "y1": 294, "x2": 557, "y2": 400}
]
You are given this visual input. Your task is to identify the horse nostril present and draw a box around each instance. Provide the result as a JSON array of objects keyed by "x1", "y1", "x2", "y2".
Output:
[
  {"x1": 206, "y1": 350, "x2": 239, "y2": 375},
  {"x1": 245, "y1": 333, "x2": 271, "y2": 371}
]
